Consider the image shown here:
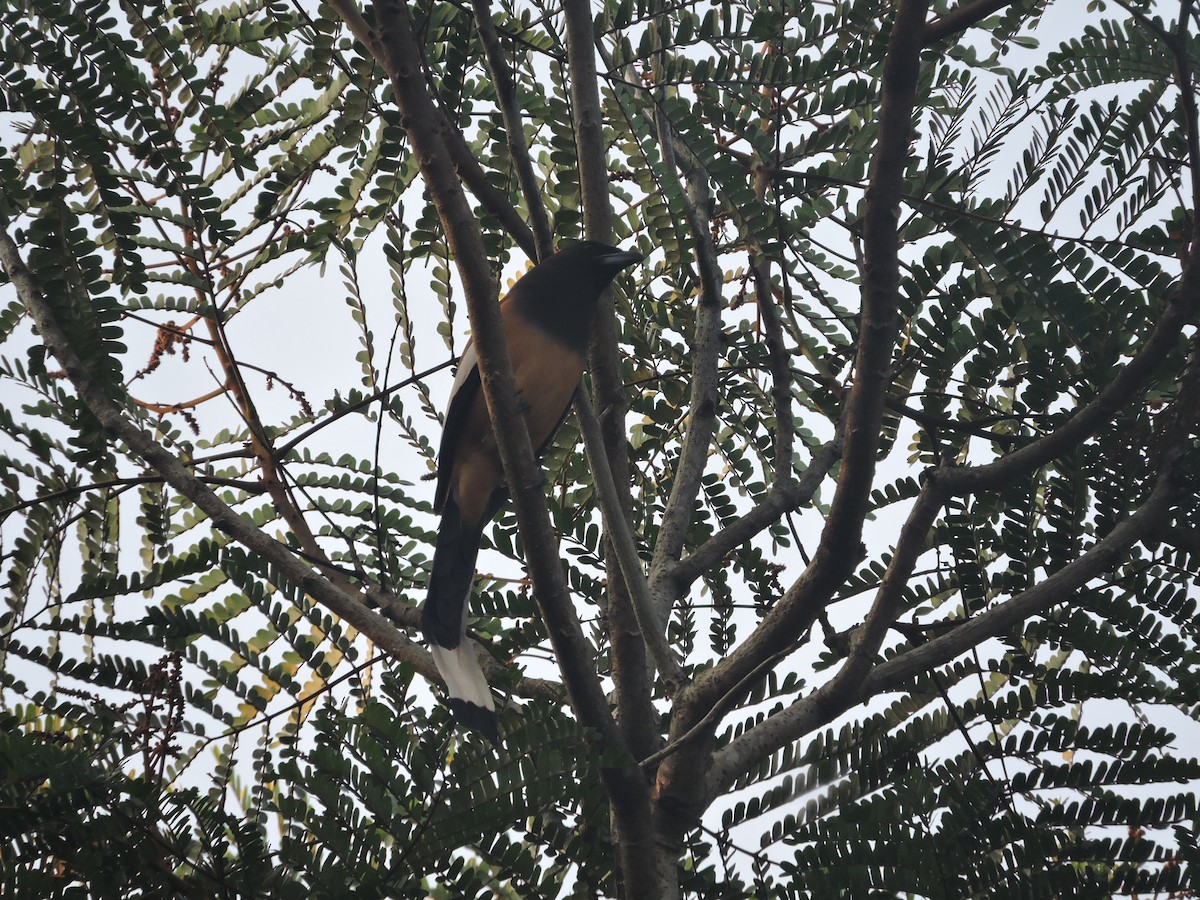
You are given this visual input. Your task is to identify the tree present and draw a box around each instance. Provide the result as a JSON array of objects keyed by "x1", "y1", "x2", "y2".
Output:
[{"x1": 2, "y1": 0, "x2": 1198, "y2": 895}]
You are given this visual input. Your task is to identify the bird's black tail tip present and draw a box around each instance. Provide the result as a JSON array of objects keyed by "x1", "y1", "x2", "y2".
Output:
[{"x1": 449, "y1": 698, "x2": 499, "y2": 745}]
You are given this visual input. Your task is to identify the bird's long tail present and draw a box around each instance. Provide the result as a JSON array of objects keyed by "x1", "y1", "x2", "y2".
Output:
[{"x1": 421, "y1": 497, "x2": 497, "y2": 742}]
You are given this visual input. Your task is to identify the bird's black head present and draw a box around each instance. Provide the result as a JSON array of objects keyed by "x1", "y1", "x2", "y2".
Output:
[
  {"x1": 508, "y1": 240, "x2": 643, "y2": 350},
  {"x1": 552, "y1": 240, "x2": 645, "y2": 277}
]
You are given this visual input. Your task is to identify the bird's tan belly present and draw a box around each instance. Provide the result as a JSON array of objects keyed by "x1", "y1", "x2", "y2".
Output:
[
  {"x1": 450, "y1": 334, "x2": 584, "y2": 524},
  {"x1": 511, "y1": 340, "x2": 585, "y2": 450}
]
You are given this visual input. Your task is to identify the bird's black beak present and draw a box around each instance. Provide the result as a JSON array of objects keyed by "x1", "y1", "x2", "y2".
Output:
[{"x1": 601, "y1": 249, "x2": 644, "y2": 271}]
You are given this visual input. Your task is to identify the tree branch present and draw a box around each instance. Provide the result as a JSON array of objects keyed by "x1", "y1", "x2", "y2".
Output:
[
  {"x1": 469, "y1": 0, "x2": 554, "y2": 260},
  {"x1": 0, "y1": 221, "x2": 436, "y2": 698},
  {"x1": 622, "y1": 21, "x2": 734, "y2": 857},
  {"x1": 1156, "y1": 523, "x2": 1200, "y2": 555},
  {"x1": 560, "y1": 0, "x2": 665, "y2": 890},
  {"x1": 751, "y1": 257, "x2": 796, "y2": 485},
  {"x1": 939, "y1": 239, "x2": 1200, "y2": 497},
  {"x1": 867, "y1": 467, "x2": 1181, "y2": 691},
  {"x1": 927, "y1": 0, "x2": 1200, "y2": 500},
  {"x1": 366, "y1": 0, "x2": 623, "y2": 747},
  {"x1": 666, "y1": 439, "x2": 840, "y2": 589},
  {"x1": 1169, "y1": 1, "x2": 1200, "y2": 229},
  {"x1": 647, "y1": 117, "x2": 724, "y2": 575},
  {"x1": 275, "y1": 356, "x2": 455, "y2": 459},
  {"x1": 923, "y1": 0, "x2": 1023, "y2": 45},
  {"x1": 575, "y1": 389, "x2": 685, "y2": 690},
  {"x1": 706, "y1": 460, "x2": 1182, "y2": 802},
  {"x1": 576, "y1": 385, "x2": 662, "y2": 761},
  {"x1": 707, "y1": 280, "x2": 1200, "y2": 805},
  {"x1": 197, "y1": 284, "x2": 345, "y2": 597},
  {"x1": 329, "y1": 0, "x2": 538, "y2": 259},
  {"x1": 576, "y1": 21, "x2": 681, "y2": 768},
  {"x1": 822, "y1": 474, "x2": 950, "y2": 695},
  {"x1": 659, "y1": 0, "x2": 931, "y2": 762},
  {"x1": 0, "y1": 473, "x2": 263, "y2": 521}
]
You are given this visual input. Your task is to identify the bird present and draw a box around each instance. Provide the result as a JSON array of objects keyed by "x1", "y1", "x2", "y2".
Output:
[{"x1": 423, "y1": 240, "x2": 644, "y2": 742}]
